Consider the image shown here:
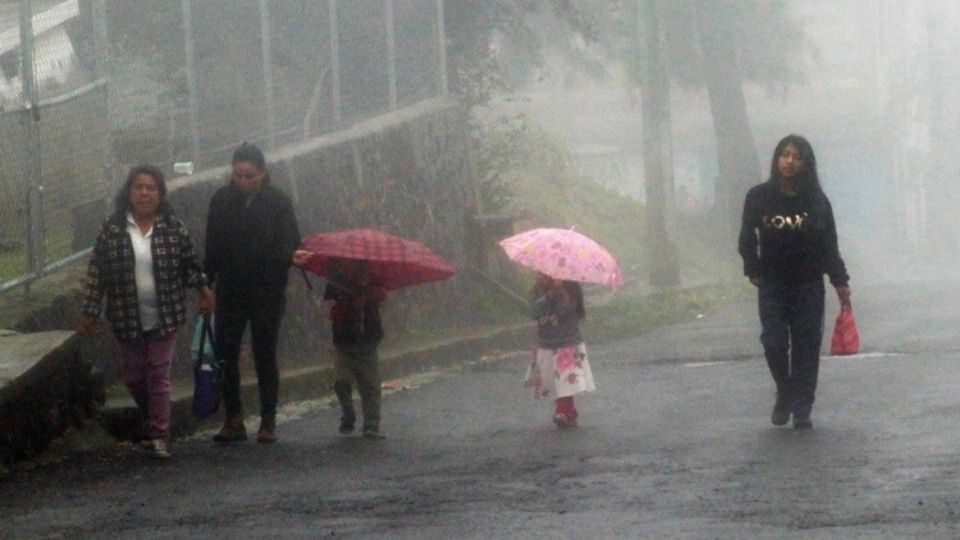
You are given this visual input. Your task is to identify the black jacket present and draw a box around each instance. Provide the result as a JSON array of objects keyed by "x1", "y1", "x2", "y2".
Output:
[
  {"x1": 531, "y1": 281, "x2": 585, "y2": 348},
  {"x1": 738, "y1": 180, "x2": 849, "y2": 287},
  {"x1": 204, "y1": 182, "x2": 301, "y2": 297}
]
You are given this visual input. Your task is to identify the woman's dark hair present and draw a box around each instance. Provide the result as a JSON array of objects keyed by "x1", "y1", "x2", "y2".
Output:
[
  {"x1": 769, "y1": 134, "x2": 822, "y2": 195},
  {"x1": 232, "y1": 142, "x2": 267, "y2": 170},
  {"x1": 114, "y1": 164, "x2": 173, "y2": 219},
  {"x1": 231, "y1": 142, "x2": 270, "y2": 184},
  {"x1": 769, "y1": 134, "x2": 828, "y2": 224}
]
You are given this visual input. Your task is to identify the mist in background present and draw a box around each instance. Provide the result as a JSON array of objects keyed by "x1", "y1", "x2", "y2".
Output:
[
  {"x1": 486, "y1": 0, "x2": 960, "y2": 287},
  {"x1": 2, "y1": 0, "x2": 958, "y2": 295}
]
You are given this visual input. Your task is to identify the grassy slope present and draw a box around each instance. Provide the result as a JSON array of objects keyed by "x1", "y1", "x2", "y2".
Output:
[
  {"x1": 505, "y1": 168, "x2": 649, "y2": 275},
  {"x1": 492, "y1": 126, "x2": 750, "y2": 343}
]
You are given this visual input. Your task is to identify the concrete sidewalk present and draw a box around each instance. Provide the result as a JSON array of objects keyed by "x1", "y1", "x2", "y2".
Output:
[{"x1": 99, "y1": 321, "x2": 535, "y2": 441}]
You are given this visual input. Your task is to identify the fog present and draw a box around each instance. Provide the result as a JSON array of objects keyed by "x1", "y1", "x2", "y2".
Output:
[
  {"x1": 2, "y1": 0, "x2": 957, "y2": 297},
  {"x1": 489, "y1": 0, "x2": 960, "y2": 289}
]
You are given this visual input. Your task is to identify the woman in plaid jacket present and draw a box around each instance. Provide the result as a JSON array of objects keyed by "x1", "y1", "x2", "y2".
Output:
[{"x1": 80, "y1": 165, "x2": 213, "y2": 459}]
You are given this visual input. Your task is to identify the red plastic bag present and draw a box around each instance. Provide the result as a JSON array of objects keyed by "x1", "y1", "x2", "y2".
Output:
[{"x1": 830, "y1": 305, "x2": 860, "y2": 356}]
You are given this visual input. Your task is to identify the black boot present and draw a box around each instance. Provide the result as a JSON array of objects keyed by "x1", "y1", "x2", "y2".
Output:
[
  {"x1": 339, "y1": 408, "x2": 356, "y2": 435},
  {"x1": 771, "y1": 392, "x2": 791, "y2": 426},
  {"x1": 792, "y1": 402, "x2": 813, "y2": 430}
]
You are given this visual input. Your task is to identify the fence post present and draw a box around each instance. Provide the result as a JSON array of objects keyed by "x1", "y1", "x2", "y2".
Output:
[
  {"x1": 328, "y1": 0, "x2": 342, "y2": 126},
  {"x1": 258, "y1": 0, "x2": 278, "y2": 150},
  {"x1": 90, "y1": 0, "x2": 112, "y2": 212},
  {"x1": 89, "y1": 0, "x2": 108, "y2": 80},
  {"x1": 435, "y1": 0, "x2": 448, "y2": 96},
  {"x1": 18, "y1": 0, "x2": 42, "y2": 297},
  {"x1": 182, "y1": 0, "x2": 201, "y2": 167},
  {"x1": 385, "y1": 0, "x2": 397, "y2": 110}
]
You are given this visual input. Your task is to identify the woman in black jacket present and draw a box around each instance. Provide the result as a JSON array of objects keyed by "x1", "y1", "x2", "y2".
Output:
[
  {"x1": 738, "y1": 135, "x2": 851, "y2": 430},
  {"x1": 205, "y1": 143, "x2": 305, "y2": 444}
]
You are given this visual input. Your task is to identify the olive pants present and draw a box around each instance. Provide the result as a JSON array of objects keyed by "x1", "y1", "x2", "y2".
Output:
[{"x1": 333, "y1": 347, "x2": 381, "y2": 431}]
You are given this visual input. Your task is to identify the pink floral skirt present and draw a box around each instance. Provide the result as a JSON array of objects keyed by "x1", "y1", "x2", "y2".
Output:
[{"x1": 525, "y1": 343, "x2": 596, "y2": 400}]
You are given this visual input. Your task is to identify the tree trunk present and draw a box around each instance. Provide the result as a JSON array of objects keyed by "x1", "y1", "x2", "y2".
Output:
[
  {"x1": 695, "y1": 7, "x2": 762, "y2": 245},
  {"x1": 639, "y1": 0, "x2": 679, "y2": 287},
  {"x1": 924, "y1": 0, "x2": 959, "y2": 260}
]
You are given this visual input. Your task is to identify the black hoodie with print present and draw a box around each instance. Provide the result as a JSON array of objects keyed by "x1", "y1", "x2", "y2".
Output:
[{"x1": 738, "y1": 180, "x2": 849, "y2": 287}]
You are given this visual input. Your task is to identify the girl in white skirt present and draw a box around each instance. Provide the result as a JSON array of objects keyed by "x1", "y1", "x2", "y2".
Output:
[{"x1": 525, "y1": 272, "x2": 595, "y2": 428}]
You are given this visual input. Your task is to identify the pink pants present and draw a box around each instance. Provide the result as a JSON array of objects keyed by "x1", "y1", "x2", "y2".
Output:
[{"x1": 117, "y1": 331, "x2": 177, "y2": 439}]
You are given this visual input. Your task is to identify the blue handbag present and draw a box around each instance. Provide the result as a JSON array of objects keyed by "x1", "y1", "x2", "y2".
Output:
[{"x1": 191, "y1": 316, "x2": 223, "y2": 418}]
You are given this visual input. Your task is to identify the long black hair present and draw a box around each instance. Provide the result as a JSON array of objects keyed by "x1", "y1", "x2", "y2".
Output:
[
  {"x1": 769, "y1": 134, "x2": 822, "y2": 194},
  {"x1": 114, "y1": 164, "x2": 173, "y2": 220},
  {"x1": 769, "y1": 134, "x2": 828, "y2": 223}
]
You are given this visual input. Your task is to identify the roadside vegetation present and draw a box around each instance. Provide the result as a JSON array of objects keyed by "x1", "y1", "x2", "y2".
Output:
[{"x1": 474, "y1": 118, "x2": 751, "y2": 344}]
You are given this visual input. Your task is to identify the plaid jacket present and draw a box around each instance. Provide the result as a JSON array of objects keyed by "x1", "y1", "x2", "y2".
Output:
[{"x1": 82, "y1": 213, "x2": 206, "y2": 342}]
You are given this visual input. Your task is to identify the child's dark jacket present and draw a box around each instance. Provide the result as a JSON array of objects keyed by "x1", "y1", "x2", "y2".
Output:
[
  {"x1": 324, "y1": 282, "x2": 385, "y2": 355},
  {"x1": 531, "y1": 281, "x2": 584, "y2": 349}
]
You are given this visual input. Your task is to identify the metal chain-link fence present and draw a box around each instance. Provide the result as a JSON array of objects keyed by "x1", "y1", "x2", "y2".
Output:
[{"x1": 0, "y1": 0, "x2": 447, "y2": 295}]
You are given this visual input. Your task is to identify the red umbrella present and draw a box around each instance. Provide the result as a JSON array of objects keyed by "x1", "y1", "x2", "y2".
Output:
[{"x1": 300, "y1": 228, "x2": 455, "y2": 291}]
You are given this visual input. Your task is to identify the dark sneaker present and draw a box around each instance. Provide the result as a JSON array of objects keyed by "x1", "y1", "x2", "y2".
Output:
[
  {"x1": 771, "y1": 393, "x2": 791, "y2": 426},
  {"x1": 339, "y1": 409, "x2": 356, "y2": 435},
  {"x1": 213, "y1": 415, "x2": 248, "y2": 443},
  {"x1": 792, "y1": 403, "x2": 813, "y2": 430},
  {"x1": 148, "y1": 439, "x2": 170, "y2": 460},
  {"x1": 362, "y1": 427, "x2": 385, "y2": 439}
]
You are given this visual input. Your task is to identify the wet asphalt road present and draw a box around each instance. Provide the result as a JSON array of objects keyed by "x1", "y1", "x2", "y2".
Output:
[{"x1": 2, "y1": 280, "x2": 960, "y2": 539}]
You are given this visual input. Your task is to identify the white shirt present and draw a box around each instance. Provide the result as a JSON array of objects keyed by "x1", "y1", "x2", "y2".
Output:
[{"x1": 126, "y1": 213, "x2": 159, "y2": 332}]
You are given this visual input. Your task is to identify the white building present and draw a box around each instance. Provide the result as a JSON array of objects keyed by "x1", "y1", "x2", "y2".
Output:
[{"x1": 0, "y1": 0, "x2": 90, "y2": 107}]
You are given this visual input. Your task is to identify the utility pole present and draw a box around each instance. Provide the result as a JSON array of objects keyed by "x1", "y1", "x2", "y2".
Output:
[
  {"x1": 328, "y1": 0, "x2": 343, "y2": 126},
  {"x1": 182, "y1": 0, "x2": 201, "y2": 166},
  {"x1": 385, "y1": 0, "x2": 398, "y2": 110},
  {"x1": 924, "y1": 0, "x2": 954, "y2": 258},
  {"x1": 435, "y1": 0, "x2": 448, "y2": 96},
  {"x1": 258, "y1": 0, "x2": 278, "y2": 150}
]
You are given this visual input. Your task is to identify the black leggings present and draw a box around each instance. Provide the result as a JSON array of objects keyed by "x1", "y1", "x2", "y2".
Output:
[
  {"x1": 215, "y1": 293, "x2": 286, "y2": 418},
  {"x1": 758, "y1": 280, "x2": 825, "y2": 412}
]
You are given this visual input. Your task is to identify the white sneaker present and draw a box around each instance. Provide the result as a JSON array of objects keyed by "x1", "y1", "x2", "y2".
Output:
[{"x1": 148, "y1": 439, "x2": 170, "y2": 459}]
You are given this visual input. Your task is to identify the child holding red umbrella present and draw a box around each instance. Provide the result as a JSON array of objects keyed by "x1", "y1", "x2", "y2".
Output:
[
  {"x1": 525, "y1": 272, "x2": 596, "y2": 428},
  {"x1": 296, "y1": 228, "x2": 456, "y2": 438},
  {"x1": 323, "y1": 258, "x2": 388, "y2": 439}
]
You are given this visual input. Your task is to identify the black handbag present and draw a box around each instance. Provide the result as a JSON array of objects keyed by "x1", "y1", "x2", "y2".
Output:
[{"x1": 192, "y1": 316, "x2": 223, "y2": 418}]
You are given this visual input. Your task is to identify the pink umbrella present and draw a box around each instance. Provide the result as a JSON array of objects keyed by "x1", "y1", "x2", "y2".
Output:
[{"x1": 499, "y1": 228, "x2": 623, "y2": 288}]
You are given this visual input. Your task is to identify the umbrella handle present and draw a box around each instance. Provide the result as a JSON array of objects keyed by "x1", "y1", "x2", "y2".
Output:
[{"x1": 300, "y1": 269, "x2": 314, "y2": 290}]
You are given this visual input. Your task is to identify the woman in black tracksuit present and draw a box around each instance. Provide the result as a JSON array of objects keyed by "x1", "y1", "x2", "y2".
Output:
[{"x1": 738, "y1": 134, "x2": 851, "y2": 430}]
